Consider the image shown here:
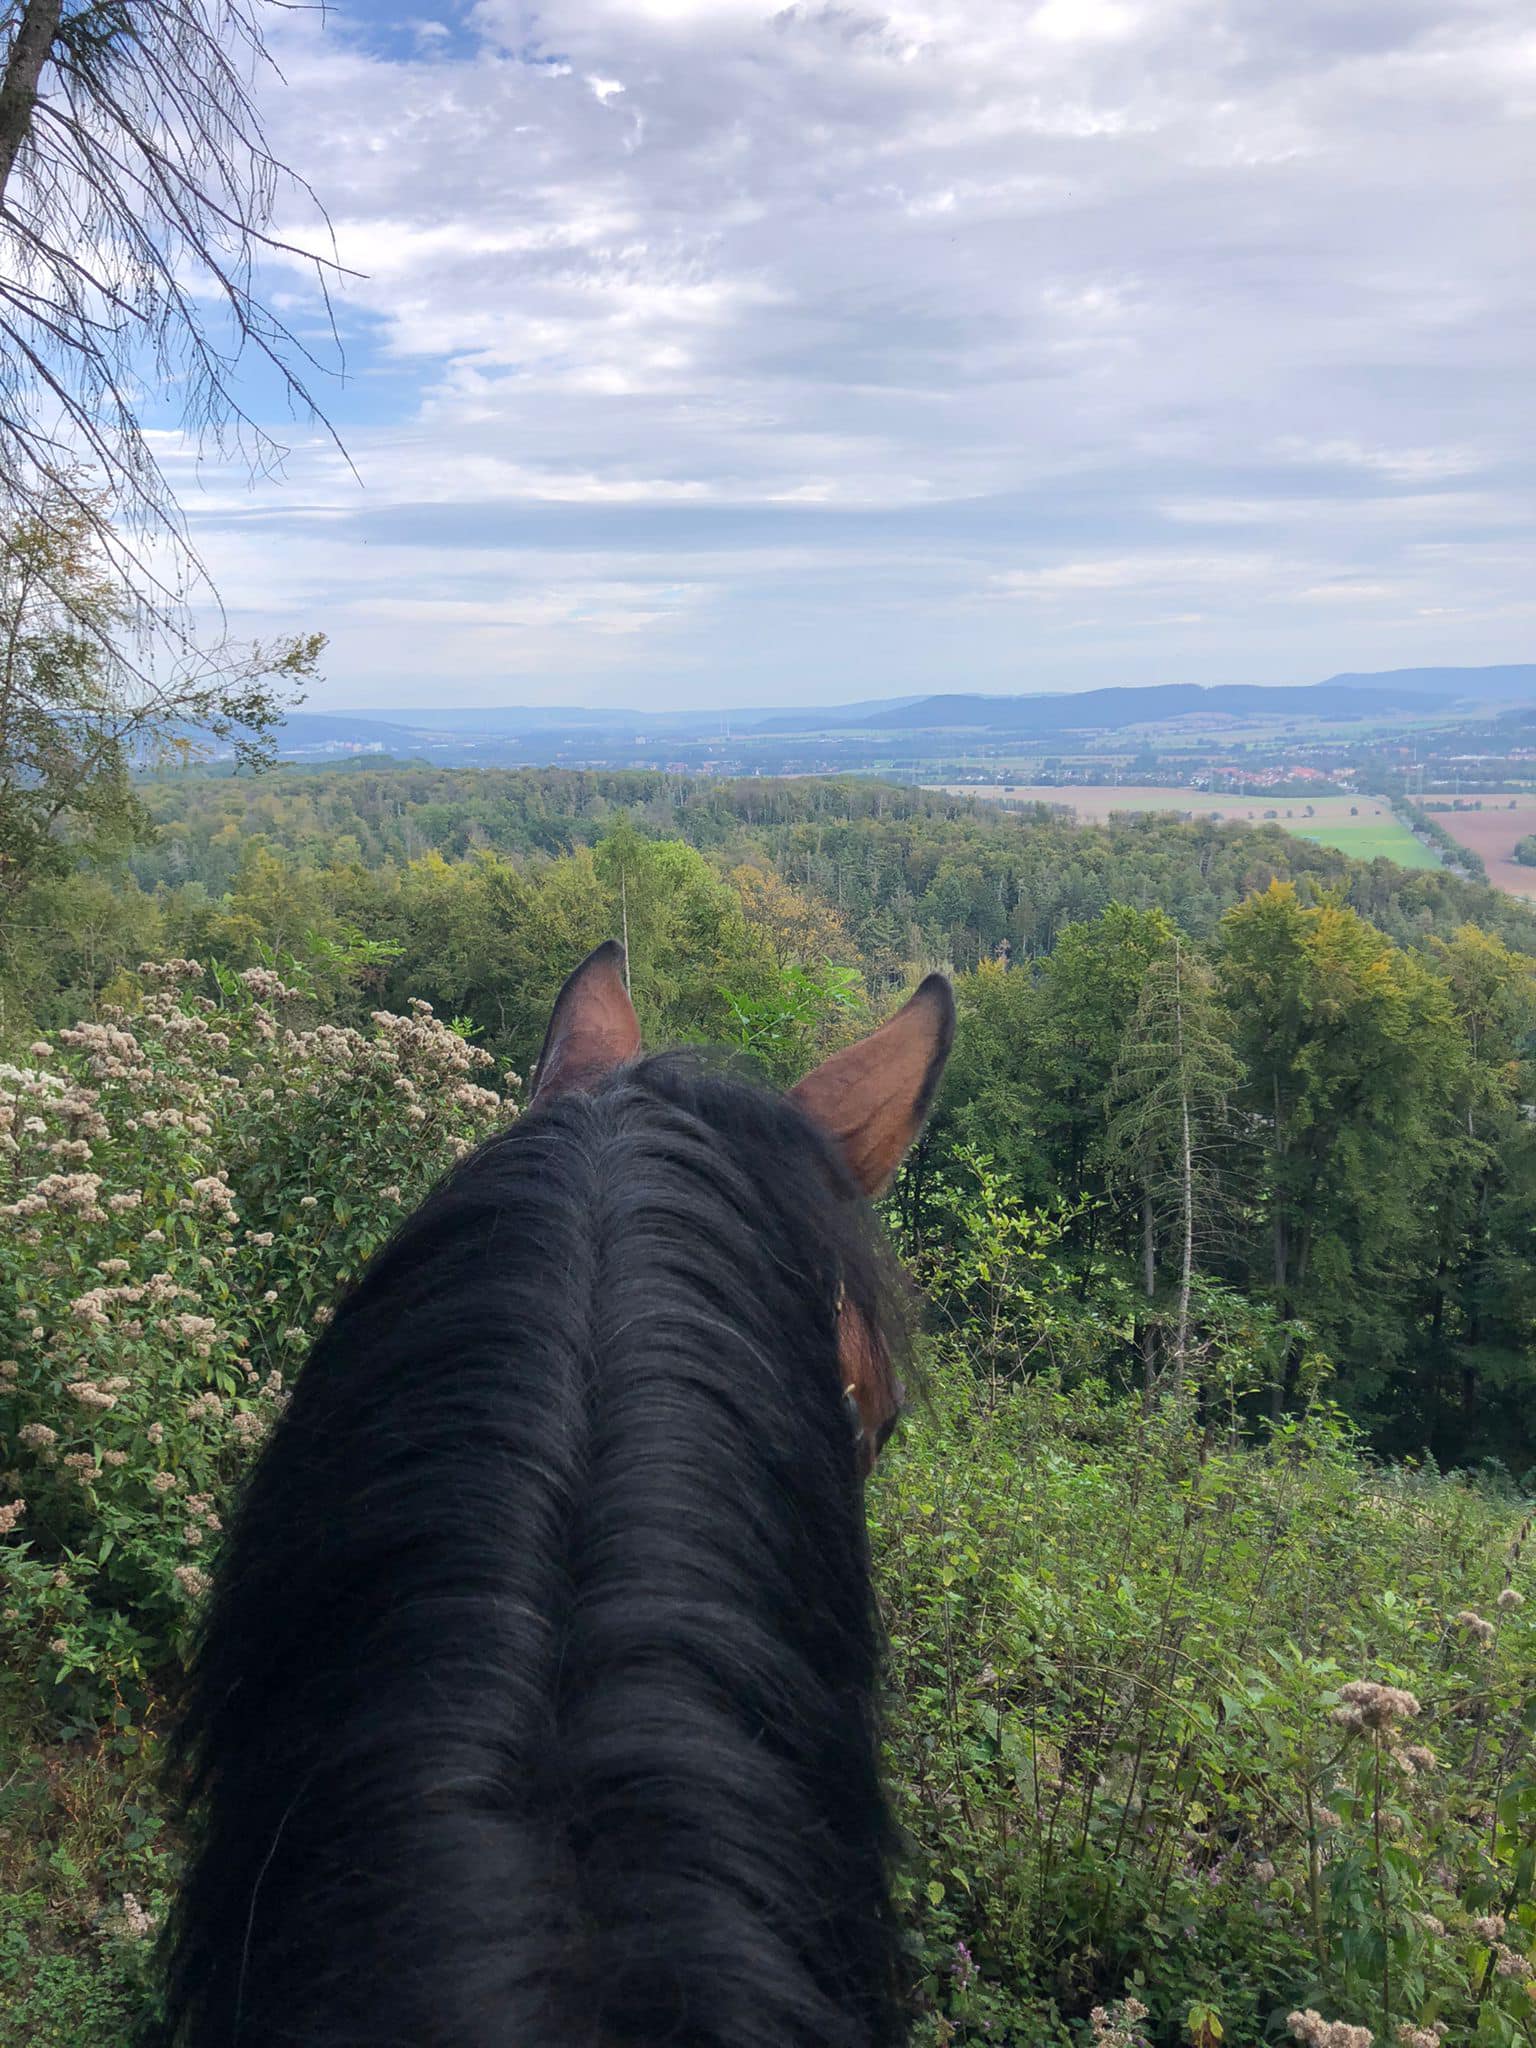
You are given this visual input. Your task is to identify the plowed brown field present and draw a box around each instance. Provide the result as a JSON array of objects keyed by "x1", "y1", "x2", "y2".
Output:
[{"x1": 1426, "y1": 796, "x2": 1536, "y2": 899}]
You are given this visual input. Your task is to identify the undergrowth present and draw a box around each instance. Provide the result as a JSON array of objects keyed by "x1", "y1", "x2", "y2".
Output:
[
  {"x1": 1, "y1": 965, "x2": 1532, "y2": 2045},
  {"x1": 877, "y1": 1360, "x2": 1534, "y2": 2046}
]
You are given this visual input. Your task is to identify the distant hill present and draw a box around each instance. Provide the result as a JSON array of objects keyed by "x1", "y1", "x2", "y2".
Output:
[
  {"x1": 169, "y1": 711, "x2": 431, "y2": 760},
  {"x1": 253, "y1": 713, "x2": 429, "y2": 749},
  {"x1": 1316, "y1": 665, "x2": 1536, "y2": 704},
  {"x1": 752, "y1": 667, "x2": 1533, "y2": 733},
  {"x1": 377, "y1": 696, "x2": 924, "y2": 735},
  {"x1": 380, "y1": 706, "x2": 695, "y2": 734},
  {"x1": 773, "y1": 680, "x2": 1444, "y2": 735},
  {"x1": 199, "y1": 664, "x2": 1530, "y2": 762}
]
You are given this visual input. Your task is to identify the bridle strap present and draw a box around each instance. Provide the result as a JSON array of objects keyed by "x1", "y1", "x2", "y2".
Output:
[
  {"x1": 842, "y1": 1382, "x2": 863, "y2": 1433},
  {"x1": 836, "y1": 1278, "x2": 871, "y2": 1470}
]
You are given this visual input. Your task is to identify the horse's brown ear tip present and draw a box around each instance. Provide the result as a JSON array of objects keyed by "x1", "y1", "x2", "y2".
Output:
[
  {"x1": 914, "y1": 973, "x2": 956, "y2": 1038},
  {"x1": 587, "y1": 939, "x2": 627, "y2": 976}
]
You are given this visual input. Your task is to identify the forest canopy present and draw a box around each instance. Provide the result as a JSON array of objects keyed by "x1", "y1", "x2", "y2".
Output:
[
  {"x1": 4, "y1": 760, "x2": 1536, "y2": 2047},
  {"x1": 5, "y1": 760, "x2": 1535, "y2": 1472}
]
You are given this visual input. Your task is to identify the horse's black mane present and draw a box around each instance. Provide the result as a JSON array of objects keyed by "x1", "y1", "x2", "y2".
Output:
[{"x1": 164, "y1": 1052, "x2": 909, "y2": 2048}]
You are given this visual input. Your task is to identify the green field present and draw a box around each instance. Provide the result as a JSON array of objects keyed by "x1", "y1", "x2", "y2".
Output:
[
  {"x1": 1293, "y1": 821, "x2": 1442, "y2": 867},
  {"x1": 927, "y1": 783, "x2": 1445, "y2": 872}
]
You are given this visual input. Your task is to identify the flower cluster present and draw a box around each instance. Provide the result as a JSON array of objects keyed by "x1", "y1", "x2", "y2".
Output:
[
  {"x1": 118, "y1": 1892, "x2": 158, "y2": 1941},
  {"x1": 1394, "y1": 1744, "x2": 1437, "y2": 1778},
  {"x1": 1331, "y1": 1681, "x2": 1421, "y2": 1734},
  {"x1": 238, "y1": 967, "x2": 301, "y2": 1003},
  {"x1": 1, "y1": 963, "x2": 514, "y2": 1710},
  {"x1": 1089, "y1": 1998, "x2": 1150, "y2": 2048},
  {"x1": 1288, "y1": 2011, "x2": 1373, "y2": 2047}
]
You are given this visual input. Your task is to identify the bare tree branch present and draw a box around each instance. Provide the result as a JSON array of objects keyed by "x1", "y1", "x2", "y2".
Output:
[{"x1": 0, "y1": 0, "x2": 353, "y2": 646}]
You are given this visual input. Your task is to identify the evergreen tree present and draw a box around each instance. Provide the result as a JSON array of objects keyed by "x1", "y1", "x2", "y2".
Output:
[
  {"x1": 1106, "y1": 940, "x2": 1242, "y2": 1395},
  {"x1": 1412, "y1": 925, "x2": 1536, "y2": 1458},
  {"x1": 1029, "y1": 903, "x2": 1178, "y2": 1202}
]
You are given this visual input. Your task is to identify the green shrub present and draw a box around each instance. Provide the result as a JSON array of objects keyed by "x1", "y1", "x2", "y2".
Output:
[
  {"x1": 873, "y1": 1353, "x2": 1535, "y2": 2045},
  {"x1": 2, "y1": 965, "x2": 1533, "y2": 2046},
  {"x1": 0, "y1": 1670, "x2": 170, "y2": 2048},
  {"x1": 0, "y1": 1893, "x2": 143, "y2": 2048}
]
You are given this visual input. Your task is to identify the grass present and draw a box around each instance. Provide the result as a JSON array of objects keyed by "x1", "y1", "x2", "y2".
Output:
[
  {"x1": 1294, "y1": 822, "x2": 1442, "y2": 868},
  {"x1": 922, "y1": 782, "x2": 1448, "y2": 875},
  {"x1": 874, "y1": 1361, "x2": 1534, "y2": 2045},
  {"x1": 5, "y1": 1364, "x2": 1531, "y2": 2048},
  {"x1": 0, "y1": 1684, "x2": 169, "y2": 2046}
]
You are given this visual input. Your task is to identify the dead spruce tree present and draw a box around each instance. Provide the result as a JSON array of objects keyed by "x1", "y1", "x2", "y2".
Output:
[
  {"x1": 0, "y1": 0, "x2": 345, "y2": 631},
  {"x1": 1106, "y1": 940, "x2": 1242, "y2": 1401},
  {"x1": 0, "y1": 3, "x2": 339, "y2": 885}
]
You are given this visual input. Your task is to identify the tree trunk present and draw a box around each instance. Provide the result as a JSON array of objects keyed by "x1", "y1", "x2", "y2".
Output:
[
  {"x1": 0, "y1": 0, "x2": 61, "y2": 202},
  {"x1": 1140, "y1": 1186, "x2": 1157, "y2": 1409},
  {"x1": 1269, "y1": 1070, "x2": 1289, "y2": 1418},
  {"x1": 1077, "y1": 1200, "x2": 1098, "y2": 1301},
  {"x1": 1173, "y1": 943, "x2": 1194, "y2": 1395},
  {"x1": 1176, "y1": 1092, "x2": 1193, "y2": 1390}
]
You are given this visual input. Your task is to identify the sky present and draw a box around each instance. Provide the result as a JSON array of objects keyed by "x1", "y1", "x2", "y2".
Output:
[{"x1": 178, "y1": 0, "x2": 1534, "y2": 710}]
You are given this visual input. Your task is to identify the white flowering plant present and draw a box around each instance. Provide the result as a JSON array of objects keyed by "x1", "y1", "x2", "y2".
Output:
[{"x1": 0, "y1": 961, "x2": 513, "y2": 1717}]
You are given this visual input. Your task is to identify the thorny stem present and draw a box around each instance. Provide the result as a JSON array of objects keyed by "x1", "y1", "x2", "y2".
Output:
[{"x1": 1302, "y1": 1782, "x2": 1327, "y2": 1973}]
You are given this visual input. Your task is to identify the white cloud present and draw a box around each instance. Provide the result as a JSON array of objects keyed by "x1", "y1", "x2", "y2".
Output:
[
  {"x1": 1295, "y1": 580, "x2": 1405, "y2": 604},
  {"x1": 169, "y1": 0, "x2": 1536, "y2": 705},
  {"x1": 1273, "y1": 437, "x2": 1487, "y2": 485},
  {"x1": 994, "y1": 553, "x2": 1279, "y2": 596}
]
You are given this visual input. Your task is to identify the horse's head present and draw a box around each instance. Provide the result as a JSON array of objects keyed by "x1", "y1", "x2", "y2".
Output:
[
  {"x1": 531, "y1": 940, "x2": 953, "y2": 1471},
  {"x1": 173, "y1": 939, "x2": 954, "y2": 2048}
]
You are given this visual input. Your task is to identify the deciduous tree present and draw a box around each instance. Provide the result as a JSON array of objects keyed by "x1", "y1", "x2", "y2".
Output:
[
  {"x1": 1219, "y1": 883, "x2": 1463, "y2": 1419},
  {"x1": 0, "y1": 486, "x2": 321, "y2": 892}
]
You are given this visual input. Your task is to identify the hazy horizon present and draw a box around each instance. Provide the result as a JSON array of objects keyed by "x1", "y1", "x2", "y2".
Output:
[
  {"x1": 173, "y1": 0, "x2": 1533, "y2": 712},
  {"x1": 286, "y1": 662, "x2": 1532, "y2": 724}
]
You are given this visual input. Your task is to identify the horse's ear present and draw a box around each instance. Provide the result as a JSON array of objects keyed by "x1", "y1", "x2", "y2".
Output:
[
  {"x1": 789, "y1": 974, "x2": 955, "y2": 1197},
  {"x1": 531, "y1": 942, "x2": 642, "y2": 1104}
]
